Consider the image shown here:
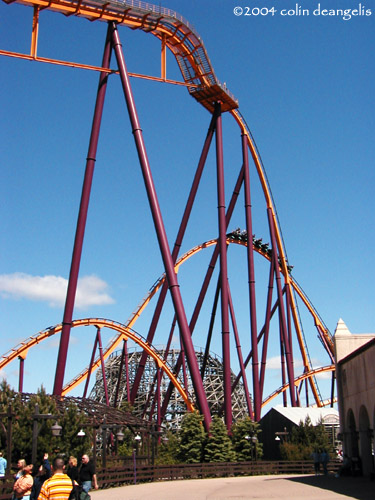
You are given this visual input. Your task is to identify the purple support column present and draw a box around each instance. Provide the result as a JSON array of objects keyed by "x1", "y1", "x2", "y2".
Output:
[
  {"x1": 97, "y1": 328, "x2": 110, "y2": 406},
  {"x1": 83, "y1": 333, "x2": 99, "y2": 398},
  {"x1": 279, "y1": 322, "x2": 287, "y2": 406},
  {"x1": 114, "y1": 339, "x2": 127, "y2": 407},
  {"x1": 228, "y1": 283, "x2": 253, "y2": 419},
  {"x1": 124, "y1": 340, "x2": 130, "y2": 401},
  {"x1": 130, "y1": 111, "x2": 218, "y2": 403},
  {"x1": 267, "y1": 208, "x2": 296, "y2": 406},
  {"x1": 230, "y1": 295, "x2": 280, "y2": 407},
  {"x1": 18, "y1": 356, "x2": 24, "y2": 393},
  {"x1": 242, "y1": 133, "x2": 260, "y2": 421},
  {"x1": 259, "y1": 259, "x2": 275, "y2": 399},
  {"x1": 53, "y1": 26, "x2": 113, "y2": 395},
  {"x1": 306, "y1": 377, "x2": 310, "y2": 406},
  {"x1": 215, "y1": 102, "x2": 232, "y2": 430},
  {"x1": 156, "y1": 367, "x2": 161, "y2": 430},
  {"x1": 201, "y1": 276, "x2": 220, "y2": 379},
  {"x1": 180, "y1": 339, "x2": 188, "y2": 394},
  {"x1": 110, "y1": 23, "x2": 211, "y2": 429}
]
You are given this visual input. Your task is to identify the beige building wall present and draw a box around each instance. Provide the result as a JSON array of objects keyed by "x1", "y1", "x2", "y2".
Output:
[{"x1": 334, "y1": 319, "x2": 375, "y2": 476}]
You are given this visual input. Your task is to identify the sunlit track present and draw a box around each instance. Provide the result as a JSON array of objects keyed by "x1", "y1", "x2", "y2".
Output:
[
  {"x1": 0, "y1": 318, "x2": 195, "y2": 412},
  {"x1": 0, "y1": 237, "x2": 332, "y2": 406},
  {"x1": 1, "y1": 0, "x2": 238, "y2": 111},
  {"x1": 262, "y1": 364, "x2": 336, "y2": 408}
]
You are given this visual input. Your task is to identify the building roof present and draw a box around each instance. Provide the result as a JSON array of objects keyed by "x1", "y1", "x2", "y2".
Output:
[{"x1": 271, "y1": 406, "x2": 339, "y2": 426}]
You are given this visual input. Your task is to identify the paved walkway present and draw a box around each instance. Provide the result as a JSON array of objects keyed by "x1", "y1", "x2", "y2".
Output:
[{"x1": 90, "y1": 474, "x2": 374, "y2": 499}]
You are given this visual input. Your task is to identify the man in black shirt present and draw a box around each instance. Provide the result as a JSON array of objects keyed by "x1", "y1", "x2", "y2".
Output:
[{"x1": 79, "y1": 455, "x2": 98, "y2": 493}]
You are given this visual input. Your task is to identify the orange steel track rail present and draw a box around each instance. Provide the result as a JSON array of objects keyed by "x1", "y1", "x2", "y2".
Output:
[
  {"x1": 0, "y1": 238, "x2": 333, "y2": 406},
  {"x1": 0, "y1": 317, "x2": 195, "y2": 412},
  {"x1": 1, "y1": 0, "x2": 238, "y2": 111},
  {"x1": 262, "y1": 364, "x2": 336, "y2": 408},
  {"x1": 1, "y1": 0, "x2": 333, "y2": 408}
]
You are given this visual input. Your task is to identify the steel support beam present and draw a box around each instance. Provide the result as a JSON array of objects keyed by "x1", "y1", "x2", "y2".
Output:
[
  {"x1": 242, "y1": 133, "x2": 260, "y2": 421},
  {"x1": 215, "y1": 102, "x2": 232, "y2": 430},
  {"x1": 268, "y1": 208, "x2": 296, "y2": 406},
  {"x1": 53, "y1": 25, "x2": 113, "y2": 395},
  {"x1": 110, "y1": 22, "x2": 211, "y2": 429}
]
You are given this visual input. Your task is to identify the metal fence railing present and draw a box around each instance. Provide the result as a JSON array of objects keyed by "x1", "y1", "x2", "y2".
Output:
[{"x1": 0, "y1": 460, "x2": 342, "y2": 499}]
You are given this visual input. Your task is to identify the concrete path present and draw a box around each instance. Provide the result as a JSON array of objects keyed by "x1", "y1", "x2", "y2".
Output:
[{"x1": 90, "y1": 474, "x2": 374, "y2": 499}]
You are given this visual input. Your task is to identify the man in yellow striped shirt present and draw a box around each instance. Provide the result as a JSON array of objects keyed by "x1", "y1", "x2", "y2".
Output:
[{"x1": 38, "y1": 457, "x2": 74, "y2": 500}]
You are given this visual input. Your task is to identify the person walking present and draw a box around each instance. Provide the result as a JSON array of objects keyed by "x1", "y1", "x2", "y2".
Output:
[
  {"x1": 37, "y1": 457, "x2": 74, "y2": 500},
  {"x1": 0, "y1": 452, "x2": 7, "y2": 479},
  {"x1": 79, "y1": 455, "x2": 98, "y2": 493}
]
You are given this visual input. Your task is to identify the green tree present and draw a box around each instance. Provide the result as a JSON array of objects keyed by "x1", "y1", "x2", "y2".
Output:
[
  {"x1": 117, "y1": 428, "x2": 137, "y2": 457},
  {"x1": 204, "y1": 416, "x2": 236, "y2": 463},
  {"x1": 155, "y1": 431, "x2": 180, "y2": 465},
  {"x1": 0, "y1": 382, "x2": 90, "y2": 464},
  {"x1": 0, "y1": 380, "x2": 21, "y2": 457},
  {"x1": 177, "y1": 411, "x2": 205, "y2": 463},
  {"x1": 55, "y1": 403, "x2": 90, "y2": 459},
  {"x1": 280, "y1": 417, "x2": 332, "y2": 460},
  {"x1": 231, "y1": 417, "x2": 263, "y2": 461}
]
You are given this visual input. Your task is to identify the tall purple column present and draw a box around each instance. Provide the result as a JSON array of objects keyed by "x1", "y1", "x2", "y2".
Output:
[
  {"x1": 53, "y1": 26, "x2": 113, "y2": 395},
  {"x1": 97, "y1": 327, "x2": 110, "y2": 406},
  {"x1": 83, "y1": 334, "x2": 99, "y2": 398},
  {"x1": 215, "y1": 102, "x2": 232, "y2": 430},
  {"x1": 267, "y1": 208, "x2": 296, "y2": 406},
  {"x1": 242, "y1": 133, "x2": 260, "y2": 421},
  {"x1": 18, "y1": 356, "x2": 24, "y2": 393},
  {"x1": 110, "y1": 23, "x2": 211, "y2": 429},
  {"x1": 228, "y1": 284, "x2": 253, "y2": 418}
]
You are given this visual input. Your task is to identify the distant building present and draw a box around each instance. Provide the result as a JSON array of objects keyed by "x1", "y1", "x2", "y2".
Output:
[
  {"x1": 259, "y1": 406, "x2": 339, "y2": 459},
  {"x1": 334, "y1": 318, "x2": 375, "y2": 476}
]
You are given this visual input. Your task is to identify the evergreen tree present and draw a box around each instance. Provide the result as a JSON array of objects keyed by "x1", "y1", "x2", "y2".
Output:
[
  {"x1": 280, "y1": 416, "x2": 332, "y2": 460},
  {"x1": 0, "y1": 380, "x2": 21, "y2": 456},
  {"x1": 231, "y1": 417, "x2": 263, "y2": 461},
  {"x1": 204, "y1": 416, "x2": 236, "y2": 463},
  {"x1": 177, "y1": 411, "x2": 205, "y2": 463},
  {"x1": 55, "y1": 402, "x2": 90, "y2": 459},
  {"x1": 155, "y1": 431, "x2": 180, "y2": 465},
  {"x1": 0, "y1": 382, "x2": 90, "y2": 463}
]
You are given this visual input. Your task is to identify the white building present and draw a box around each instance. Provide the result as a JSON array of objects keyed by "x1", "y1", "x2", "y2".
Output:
[{"x1": 334, "y1": 319, "x2": 375, "y2": 476}]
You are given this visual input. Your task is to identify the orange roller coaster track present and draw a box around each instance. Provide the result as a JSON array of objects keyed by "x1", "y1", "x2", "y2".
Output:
[
  {"x1": 1, "y1": 0, "x2": 238, "y2": 111},
  {"x1": 1, "y1": 0, "x2": 335, "y2": 425},
  {"x1": 0, "y1": 236, "x2": 333, "y2": 407}
]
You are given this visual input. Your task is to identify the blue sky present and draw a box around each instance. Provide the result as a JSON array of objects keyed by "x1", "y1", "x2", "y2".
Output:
[{"x1": 1, "y1": 0, "x2": 374, "y2": 414}]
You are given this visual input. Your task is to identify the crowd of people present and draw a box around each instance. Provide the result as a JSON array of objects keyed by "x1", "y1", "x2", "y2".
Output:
[{"x1": 6, "y1": 453, "x2": 98, "y2": 500}]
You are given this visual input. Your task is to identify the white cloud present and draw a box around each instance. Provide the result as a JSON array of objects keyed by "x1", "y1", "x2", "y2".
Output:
[
  {"x1": 0, "y1": 273, "x2": 114, "y2": 309},
  {"x1": 314, "y1": 369, "x2": 334, "y2": 380},
  {"x1": 264, "y1": 356, "x2": 305, "y2": 370}
]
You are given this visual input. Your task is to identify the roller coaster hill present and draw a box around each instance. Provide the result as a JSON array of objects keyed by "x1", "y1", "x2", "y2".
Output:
[{"x1": 0, "y1": 0, "x2": 336, "y2": 433}]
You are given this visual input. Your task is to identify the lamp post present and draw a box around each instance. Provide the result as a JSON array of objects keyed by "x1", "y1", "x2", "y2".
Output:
[
  {"x1": 245, "y1": 434, "x2": 258, "y2": 461},
  {"x1": 252, "y1": 435, "x2": 258, "y2": 461},
  {"x1": 275, "y1": 427, "x2": 289, "y2": 442},
  {"x1": 133, "y1": 434, "x2": 141, "y2": 484},
  {"x1": 32, "y1": 404, "x2": 62, "y2": 464}
]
